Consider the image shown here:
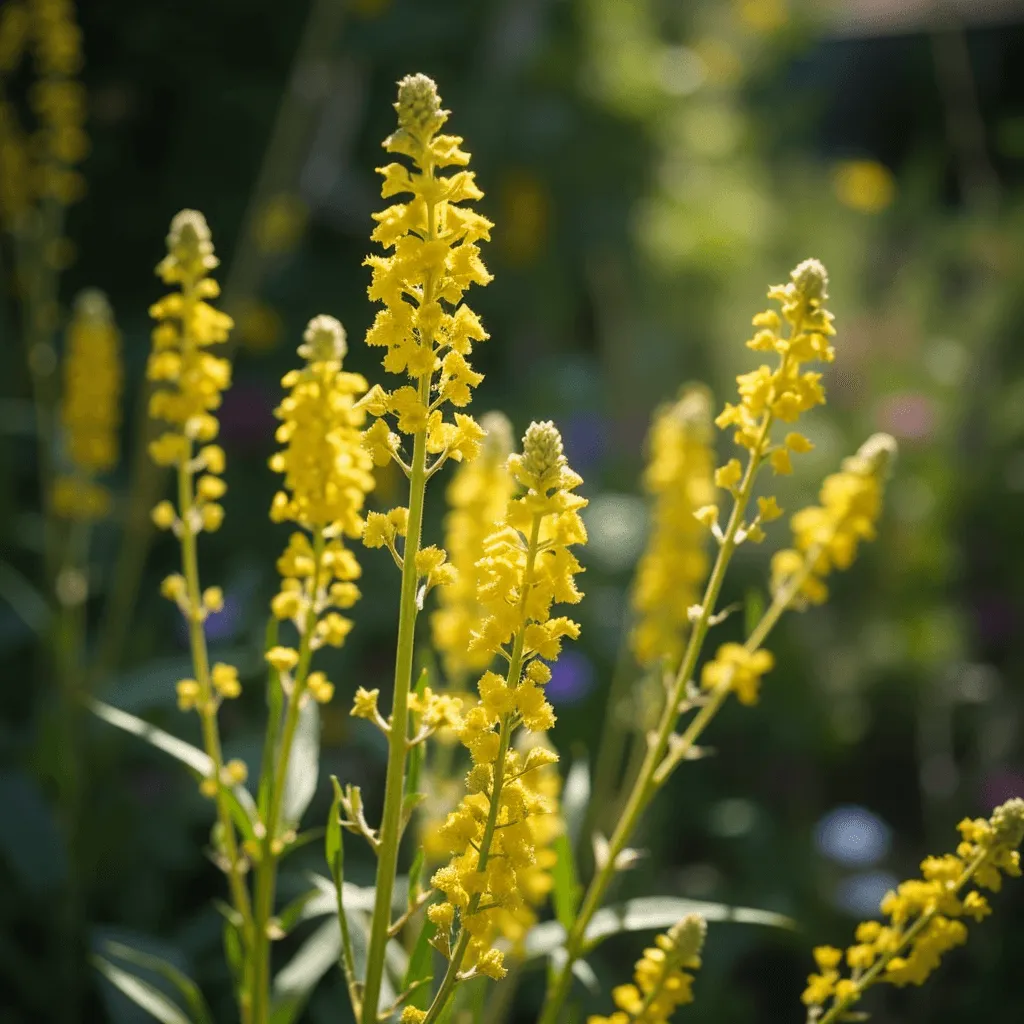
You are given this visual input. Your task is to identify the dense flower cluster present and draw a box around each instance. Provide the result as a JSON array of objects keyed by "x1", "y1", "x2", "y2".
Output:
[
  {"x1": 147, "y1": 210, "x2": 232, "y2": 536},
  {"x1": 771, "y1": 432, "x2": 896, "y2": 607},
  {"x1": 0, "y1": 0, "x2": 86, "y2": 227},
  {"x1": 716, "y1": 258, "x2": 834, "y2": 470},
  {"x1": 426, "y1": 422, "x2": 584, "y2": 980},
  {"x1": 358, "y1": 72, "x2": 490, "y2": 471},
  {"x1": 588, "y1": 914, "x2": 706, "y2": 1024},
  {"x1": 803, "y1": 798, "x2": 1024, "y2": 1022},
  {"x1": 431, "y1": 411, "x2": 515, "y2": 682},
  {"x1": 53, "y1": 289, "x2": 121, "y2": 519},
  {"x1": 267, "y1": 316, "x2": 376, "y2": 700},
  {"x1": 630, "y1": 386, "x2": 714, "y2": 668}
]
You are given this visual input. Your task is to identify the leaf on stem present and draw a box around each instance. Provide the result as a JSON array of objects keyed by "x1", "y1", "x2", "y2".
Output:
[
  {"x1": 281, "y1": 696, "x2": 319, "y2": 829},
  {"x1": 100, "y1": 941, "x2": 214, "y2": 1024}
]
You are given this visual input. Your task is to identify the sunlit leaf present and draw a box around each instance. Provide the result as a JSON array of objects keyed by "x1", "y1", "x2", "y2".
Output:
[
  {"x1": 523, "y1": 896, "x2": 795, "y2": 960},
  {"x1": 561, "y1": 756, "x2": 590, "y2": 850},
  {"x1": 281, "y1": 697, "x2": 319, "y2": 829},
  {"x1": 93, "y1": 956, "x2": 193, "y2": 1024},
  {"x1": 102, "y1": 942, "x2": 213, "y2": 1024},
  {"x1": 87, "y1": 698, "x2": 258, "y2": 839},
  {"x1": 270, "y1": 918, "x2": 341, "y2": 1024}
]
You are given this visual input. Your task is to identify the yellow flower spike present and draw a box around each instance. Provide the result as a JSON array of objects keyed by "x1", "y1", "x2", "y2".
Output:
[
  {"x1": 424, "y1": 421, "x2": 583, "y2": 1003},
  {"x1": 699, "y1": 643, "x2": 774, "y2": 706},
  {"x1": 431, "y1": 411, "x2": 516, "y2": 684},
  {"x1": 53, "y1": 289, "x2": 122, "y2": 521},
  {"x1": 772, "y1": 432, "x2": 897, "y2": 609},
  {"x1": 143, "y1": 211, "x2": 253, "y2": 953},
  {"x1": 630, "y1": 387, "x2": 715, "y2": 670},
  {"x1": 588, "y1": 914, "x2": 706, "y2": 1024},
  {"x1": 806, "y1": 799, "x2": 1024, "y2": 1024}
]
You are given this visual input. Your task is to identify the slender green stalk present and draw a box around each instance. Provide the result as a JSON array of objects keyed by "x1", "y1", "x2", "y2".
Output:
[
  {"x1": 177, "y1": 457, "x2": 255, "y2": 981},
  {"x1": 251, "y1": 531, "x2": 326, "y2": 1024},
  {"x1": 536, "y1": 416, "x2": 772, "y2": 1024},
  {"x1": 361, "y1": 373, "x2": 431, "y2": 1024}
]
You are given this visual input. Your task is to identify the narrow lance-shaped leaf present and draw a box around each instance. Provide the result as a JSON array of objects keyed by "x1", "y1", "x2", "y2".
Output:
[
  {"x1": 93, "y1": 956, "x2": 194, "y2": 1024},
  {"x1": 102, "y1": 942, "x2": 214, "y2": 1024},
  {"x1": 551, "y1": 833, "x2": 582, "y2": 932},
  {"x1": 281, "y1": 696, "x2": 319, "y2": 829},
  {"x1": 87, "y1": 697, "x2": 258, "y2": 839}
]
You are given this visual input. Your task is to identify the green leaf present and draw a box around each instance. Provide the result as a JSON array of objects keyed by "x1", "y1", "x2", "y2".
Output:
[
  {"x1": 102, "y1": 942, "x2": 213, "y2": 1024},
  {"x1": 87, "y1": 698, "x2": 257, "y2": 840},
  {"x1": 0, "y1": 561, "x2": 50, "y2": 636},
  {"x1": 550, "y1": 834, "x2": 581, "y2": 932},
  {"x1": 406, "y1": 847, "x2": 425, "y2": 912},
  {"x1": 0, "y1": 398, "x2": 36, "y2": 436},
  {"x1": 275, "y1": 889, "x2": 323, "y2": 939},
  {"x1": 0, "y1": 771, "x2": 67, "y2": 891},
  {"x1": 326, "y1": 776, "x2": 343, "y2": 878},
  {"x1": 93, "y1": 956, "x2": 193, "y2": 1024},
  {"x1": 523, "y1": 896, "x2": 795, "y2": 961},
  {"x1": 282, "y1": 696, "x2": 319, "y2": 829},
  {"x1": 259, "y1": 617, "x2": 284, "y2": 821},
  {"x1": 402, "y1": 916, "x2": 436, "y2": 1012},
  {"x1": 561, "y1": 756, "x2": 590, "y2": 853},
  {"x1": 270, "y1": 918, "x2": 341, "y2": 1024}
]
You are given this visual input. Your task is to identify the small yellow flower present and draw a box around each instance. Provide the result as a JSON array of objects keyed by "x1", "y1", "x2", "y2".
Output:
[
  {"x1": 211, "y1": 663, "x2": 240, "y2": 699},
  {"x1": 266, "y1": 646, "x2": 299, "y2": 673},
  {"x1": 700, "y1": 643, "x2": 774, "y2": 706},
  {"x1": 351, "y1": 687, "x2": 381, "y2": 721}
]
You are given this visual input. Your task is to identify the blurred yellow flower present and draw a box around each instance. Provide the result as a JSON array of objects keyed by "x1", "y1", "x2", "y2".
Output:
[
  {"x1": 499, "y1": 171, "x2": 549, "y2": 267},
  {"x1": 736, "y1": 0, "x2": 789, "y2": 35},
  {"x1": 832, "y1": 160, "x2": 896, "y2": 214}
]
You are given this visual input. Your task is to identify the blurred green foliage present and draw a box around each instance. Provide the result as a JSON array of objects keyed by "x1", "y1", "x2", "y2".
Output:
[{"x1": 3, "y1": 1, "x2": 1024, "y2": 1022}]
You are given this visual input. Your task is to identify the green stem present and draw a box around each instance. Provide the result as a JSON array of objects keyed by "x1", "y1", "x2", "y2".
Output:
[
  {"x1": 536, "y1": 418, "x2": 772, "y2": 1024},
  {"x1": 173, "y1": 277, "x2": 254, "y2": 1024},
  {"x1": 251, "y1": 530, "x2": 326, "y2": 1024},
  {"x1": 361, "y1": 375, "x2": 431, "y2": 1024}
]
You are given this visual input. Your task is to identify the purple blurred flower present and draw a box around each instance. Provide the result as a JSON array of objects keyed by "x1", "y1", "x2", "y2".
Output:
[
  {"x1": 218, "y1": 380, "x2": 277, "y2": 450},
  {"x1": 982, "y1": 770, "x2": 1024, "y2": 808},
  {"x1": 545, "y1": 649, "x2": 595, "y2": 705},
  {"x1": 973, "y1": 594, "x2": 1017, "y2": 646},
  {"x1": 561, "y1": 411, "x2": 608, "y2": 473},
  {"x1": 176, "y1": 593, "x2": 243, "y2": 647},
  {"x1": 876, "y1": 392, "x2": 937, "y2": 442}
]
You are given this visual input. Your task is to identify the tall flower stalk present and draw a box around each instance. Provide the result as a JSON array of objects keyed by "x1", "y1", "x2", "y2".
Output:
[
  {"x1": 146, "y1": 210, "x2": 255, "y2": 1021},
  {"x1": 537, "y1": 260, "x2": 894, "y2": 1024},
  {"x1": 355, "y1": 73, "x2": 492, "y2": 1024}
]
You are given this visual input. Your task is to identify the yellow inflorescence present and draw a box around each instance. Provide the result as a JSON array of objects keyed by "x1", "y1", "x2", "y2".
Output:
[
  {"x1": 630, "y1": 386, "x2": 715, "y2": 669},
  {"x1": 700, "y1": 643, "x2": 774, "y2": 707},
  {"x1": 470, "y1": 421, "x2": 587, "y2": 663},
  {"x1": 771, "y1": 432, "x2": 896, "y2": 607},
  {"x1": 267, "y1": 315, "x2": 376, "y2": 698},
  {"x1": 803, "y1": 799, "x2": 1024, "y2": 1021},
  {"x1": 0, "y1": 0, "x2": 87, "y2": 228},
  {"x1": 358, "y1": 73, "x2": 490, "y2": 468},
  {"x1": 431, "y1": 411, "x2": 515, "y2": 683},
  {"x1": 53, "y1": 288, "x2": 121, "y2": 519},
  {"x1": 588, "y1": 914, "x2": 706, "y2": 1024},
  {"x1": 717, "y1": 258, "x2": 835, "y2": 472},
  {"x1": 146, "y1": 210, "x2": 233, "y2": 519},
  {"x1": 426, "y1": 421, "x2": 585, "y2": 980}
]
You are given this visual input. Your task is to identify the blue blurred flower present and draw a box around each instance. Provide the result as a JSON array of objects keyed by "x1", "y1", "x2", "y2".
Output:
[
  {"x1": 545, "y1": 649, "x2": 595, "y2": 705},
  {"x1": 834, "y1": 870, "x2": 899, "y2": 918},
  {"x1": 815, "y1": 805, "x2": 891, "y2": 867}
]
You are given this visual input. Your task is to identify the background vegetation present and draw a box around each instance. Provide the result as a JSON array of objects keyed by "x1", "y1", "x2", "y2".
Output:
[{"x1": 3, "y1": 1, "x2": 1024, "y2": 1021}]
